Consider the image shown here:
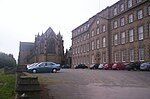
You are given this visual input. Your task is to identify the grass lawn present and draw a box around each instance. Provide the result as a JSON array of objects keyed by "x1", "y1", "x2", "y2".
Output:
[{"x1": 0, "y1": 68, "x2": 16, "y2": 99}]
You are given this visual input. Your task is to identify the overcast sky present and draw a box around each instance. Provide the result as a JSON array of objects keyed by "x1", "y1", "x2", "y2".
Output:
[{"x1": 0, "y1": 0, "x2": 118, "y2": 60}]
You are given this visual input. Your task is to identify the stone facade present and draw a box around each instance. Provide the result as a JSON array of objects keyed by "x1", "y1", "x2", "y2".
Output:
[
  {"x1": 72, "y1": 0, "x2": 150, "y2": 68},
  {"x1": 18, "y1": 27, "x2": 64, "y2": 66}
]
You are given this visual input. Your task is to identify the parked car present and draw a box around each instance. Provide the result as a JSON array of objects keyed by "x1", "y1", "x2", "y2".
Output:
[
  {"x1": 103, "y1": 63, "x2": 113, "y2": 70},
  {"x1": 61, "y1": 64, "x2": 70, "y2": 69},
  {"x1": 75, "y1": 64, "x2": 88, "y2": 69},
  {"x1": 27, "y1": 62, "x2": 61, "y2": 73},
  {"x1": 140, "y1": 62, "x2": 150, "y2": 71},
  {"x1": 112, "y1": 63, "x2": 125, "y2": 70},
  {"x1": 98, "y1": 64, "x2": 104, "y2": 70},
  {"x1": 125, "y1": 62, "x2": 141, "y2": 71},
  {"x1": 90, "y1": 64, "x2": 99, "y2": 69}
]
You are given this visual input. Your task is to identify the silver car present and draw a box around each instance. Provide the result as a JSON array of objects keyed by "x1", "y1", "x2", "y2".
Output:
[
  {"x1": 27, "y1": 62, "x2": 61, "y2": 73},
  {"x1": 140, "y1": 62, "x2": 150, "y2": 71}
]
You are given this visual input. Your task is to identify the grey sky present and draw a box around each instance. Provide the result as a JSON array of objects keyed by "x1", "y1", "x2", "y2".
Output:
[{"x1": 0, "y1": 0, "x2": 118, "y2": 60}]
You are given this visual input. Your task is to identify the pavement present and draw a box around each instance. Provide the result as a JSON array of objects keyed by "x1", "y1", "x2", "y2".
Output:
[{"x1": 28, "y1": 69, "x2": 150, "y2": 99}]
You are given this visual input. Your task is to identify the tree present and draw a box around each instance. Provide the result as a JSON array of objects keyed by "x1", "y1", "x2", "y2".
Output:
[{"x1": 0, "y1": 52, "x2": 16, "y2": 68}]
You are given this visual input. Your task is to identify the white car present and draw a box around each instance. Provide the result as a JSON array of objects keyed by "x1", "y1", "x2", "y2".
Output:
[
  {"x1": 98, "y1": 64, "x2": 104, "y2": 70},
  {"x1": 140, "y1": 62, "x2": 150, "y2": 71}
]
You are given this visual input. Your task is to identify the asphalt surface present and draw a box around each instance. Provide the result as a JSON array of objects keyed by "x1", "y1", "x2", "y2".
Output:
[{"x1": 31, "y1": 69, "x2": 150, "y2": 99}]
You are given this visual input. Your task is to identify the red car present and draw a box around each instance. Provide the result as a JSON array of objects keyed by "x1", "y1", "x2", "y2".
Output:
[
  {"x1": 112, "y1": 63, "x2": 125, "y2": 70},
  {"x1": 103, "y1": 63, "x2": 113, "y2": 70}
]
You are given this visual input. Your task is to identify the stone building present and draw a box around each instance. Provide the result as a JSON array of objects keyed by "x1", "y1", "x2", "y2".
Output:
[
  {"x1": 18, "y1": 27, "x2": 64, "y2": 66},
  {"x1": 64, "y1": 47, "x2": 72, "y2": 67},
  {"x1": 72, "y1": 0, "x2": 150, "y2": 68}
]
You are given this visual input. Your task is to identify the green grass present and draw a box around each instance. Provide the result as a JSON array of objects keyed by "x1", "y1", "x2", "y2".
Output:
[{"x1": 0, "y1": 69, "x2": 15, "y2": 99}]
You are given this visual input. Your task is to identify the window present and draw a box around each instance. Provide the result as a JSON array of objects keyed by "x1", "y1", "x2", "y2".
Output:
[
  {"x1": 120, "y1": 17, "x2": 125, "y2": 26},
  {"x1": 121, "y1": 32, "x2": 125, "y2": 44},
  {"x1": 121, "y1": 50, "x2": 126, "y2": 62},
  {"x1": 81, "y1": 45, "x2": 83, "y2": 53},
  {"x1": 129, "y1": 14, "x2": 133, "y2": 23},
  {"x1": 149, "y1": 24, "x2": 150, "y2": 36},
  {"x1": 114, "y1": 21, "x2": 118, "y2": 28},
  {"x1": 84, "y1": 25, "x2": 87, "y2": 31},
  {"x1": 96, "y1": 39, "x2": 100, "y2": 49},
  {"x1": 91, "y1": 55, "x2": 95, "y2": 64},
  {"x1": 114, "y1": 34, "x2": 118, "y2": 45},
  {"x1": 137, "y1": 0, "x2": 142, "y2": 3},
  {"x1": 83, "y1": 35, "x2": 86, "y2": 40},
  {"x1": 129, "y1": 29, "x2": 134, "y2": 42},
  {"x1": 97, "y1": 28, "x2": 100, "y2": 34},
  {"x1": 83, "y1": 45, "x2": 86, "y2": 52},
  {"x1": 138, "y1": 26, "x2": 144, "y2": 40},
  {"x1": 91, "y1": 30, "x2": 94, "y2": 36},
  {"x1": 92, "y1": 41, "x2": 94, "y2": 50},
  {"x1": 114, "y1": 52, "x2": 119, "y2": 62},
  {"x1": 81, "y1": 27, "x2": 83, "y2": 32},
  {"x1": 120, "y1": 4, "x2": 125, "y2": 12},
  {"x1": 102, "y1": 53, "x2": 106, "y2": 63},
  {"x1": 139, "y1": 48, "x2": 144, "y2": 61},
  {"x1": 130, "y1": 49, "x2": 134, "y2": 62},
  {"x1": 87, "y1": 24, "x2": 90, "y2": 28},
  {"x1": 137, "y1": 10, "x2": 143, "y2": 19},
  {"x1": 102, "y1": 37, "x2": 106, "y2": 47},
  {"x1": 87, "y1": 43, "x2": 90, "y2": 52},
  {"x1": 78, "y1": 29, "x2": 80, "y2": 34},
  {"x1": 128, "y1": 0, "x2": 132, "y2": 8},
  {"x1": 87, "y1": 33, "x2": 89, "y2": 39},
  {"x1": 80, "y1": 36, "x2": 82, "y2": 42},
  {"x1": 97, "y1": 20, "x2": 99, "y2": 24},
  {"x1": 114, "y1": 7, "x2": 117, "y2": 15},
  {"x1": 102, "y1": 25, "x2": 106, "y2": 32},
  {"x1": 148, "y1": 6, "x2": 150, "y2": 15}
]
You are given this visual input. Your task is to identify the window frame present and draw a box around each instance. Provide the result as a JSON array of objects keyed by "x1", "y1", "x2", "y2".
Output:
[
  {"x1": 114, "y1": 52, "x2": 119, "y2": 62},
  {"x1": 138, "y1": 26, "x2": 144, "y2": 40},
  {"x1": 114, "y1": 34, "x2": 118, "y2": 45},
  {"x1": 130, "y1": 49, "x2": 134, "y2": 62},
  {"x1": 114, "y1": 7, "x2": 117, "y2": 16},
  {"x1": 91, "y1": 30, "x2": 94, "y2": 37},
  {"x1": 96, "y1": 39, "x2": 100, "y2": 49},
  {"x1": 102, "y1": 25, "x2": 106, "y2": 32},
  {"x1": 137, "y1": 9, "x2": 143, "y2": 19},
  {"x1": 148, "y1": 6, "x2": 150, "y2": 15},
  {"x1": 128, "y1": 0, "x2": 132, "y2": 8},
  {"x1": 91, "y1": 41, "x2": 94, "y2": 50},
  {"x1": 139, "y1": 48, "x2": 144, "y2": 61},
  {"x1": 128, "y1": 14, "x2": 133, "y2": 23},
  {"x1": 121, "y1": 32, "x2": 126, "y2": 44},
  {"x1": 121, "y1": 50, "x2": 126, "y2": 62},
  {"x1": 120, "y1": 17, "x2": 125, "y2": 26},
  {"x1": 102, "y1": 37, "x2": 106, "y2": 47},
  {"x1": 97, "y1": 28, "x2": 100, "y2": 34},
  {"x1": 120, "y1": 3, "x2": 125, "y2": 12},
  {"x1": 129, "y1": 29, "x2": 134, "y2": 42},
  {"x1": 113, "y1": 20, "x2": 118, "y2": 29},
  {"x1": 102, "y1": 53, "x2": 106, "y2": 63}
]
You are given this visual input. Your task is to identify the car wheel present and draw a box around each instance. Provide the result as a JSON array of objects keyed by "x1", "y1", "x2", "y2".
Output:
[
  {"x1": 52, "y1": 68, "x2": 57, "y2": 73},
  {"x1": 32, "y1": 69, "x2": 37, "y2": 73}
]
